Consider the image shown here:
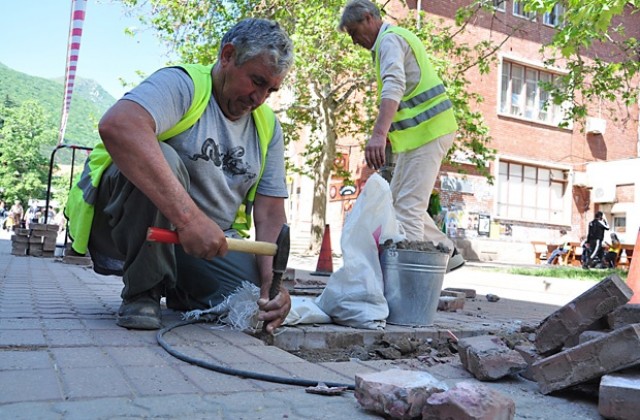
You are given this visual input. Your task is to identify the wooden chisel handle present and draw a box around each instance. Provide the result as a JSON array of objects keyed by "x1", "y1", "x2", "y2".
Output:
[{"x1": 146, "y1": 227, "x2": 277, "y2": 256}]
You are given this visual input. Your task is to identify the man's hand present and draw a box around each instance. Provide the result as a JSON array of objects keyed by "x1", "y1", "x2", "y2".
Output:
[
  {"x1": 176, "y1": 212, "x2": 228, "y2": 260},
  {"x1": 257, "y1": 287, "x2": 291, "y2": 334},
  {"x1": 365, "y1": 133, "x2": 387, "y2": 170}
]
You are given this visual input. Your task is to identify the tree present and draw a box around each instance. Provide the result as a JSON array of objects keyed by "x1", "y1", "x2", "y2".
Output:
[{"x1": 0, "y1": 100, "x2": 57, "y2": 203}]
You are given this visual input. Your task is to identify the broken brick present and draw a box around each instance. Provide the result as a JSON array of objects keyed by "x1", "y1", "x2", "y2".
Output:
[
  {"x1": 438, "y1": 296, "x2": 465, "y2": 312},
  {"x1": 424, "y1": 381, "x2": 515, "y2": 420},
  {"x1": 458, "y1": 335, "x2": 527, "y2": 381},
  {"x1": 355, "y1": 369, "x2": 447, "y2": 419},
  {"x1": 607, "y1": 304, "x2": 640, "y2": 330},
  {"x1": 444, "y1": 287, "x2": 476, "y2": 298},
  {"x1": 534, "y1": 274, "x2": 633, "y2": 354},
  {"x1": 598, "y1": 369, "x2": 640, "y2": 420},
  {"x1": 532, "y1": 324, "x2": 640, "y2": 394}
]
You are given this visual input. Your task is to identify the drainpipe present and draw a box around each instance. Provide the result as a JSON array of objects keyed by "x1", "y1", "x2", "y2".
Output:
[{"x1": 417, "y1": 0, "x2": 422, "y2": 28}]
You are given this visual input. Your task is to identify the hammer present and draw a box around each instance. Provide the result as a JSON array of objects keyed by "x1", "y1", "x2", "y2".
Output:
[{"x1": 146, "y1": 224, "x2": 290, "y2": 300}]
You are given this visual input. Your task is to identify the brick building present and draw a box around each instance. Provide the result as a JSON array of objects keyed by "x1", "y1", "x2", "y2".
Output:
[{"x1": 288, "y1": 1, "x2": 639, "y2": 262}]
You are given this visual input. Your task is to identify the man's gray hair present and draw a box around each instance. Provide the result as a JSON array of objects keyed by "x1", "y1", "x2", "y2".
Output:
[
  {"x1": 339, "y1": 0, "x2": 381, "y2": 31},
  {"x1": 219, "y1": 18, "x2": 294, "y2": 75}
]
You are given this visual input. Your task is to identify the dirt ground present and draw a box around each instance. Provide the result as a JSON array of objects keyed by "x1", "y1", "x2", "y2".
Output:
[{"x1": 287, "y1": 327, "x2": 534, "y2": 364}]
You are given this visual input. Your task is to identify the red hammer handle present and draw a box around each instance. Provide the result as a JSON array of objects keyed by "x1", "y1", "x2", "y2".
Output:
[{"x1": 147, "y1": 227, "x2": 180, "y2": 244}]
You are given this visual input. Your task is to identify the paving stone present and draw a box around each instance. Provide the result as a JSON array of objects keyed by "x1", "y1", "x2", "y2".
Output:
[
  {"x1": 355, "y1": 369, "x2": 447, "y2": 419},
  {"x1": 0, "y1": 369, "x2": 63, "y2": 403},
  {"x1": 457, "y1": 335, "x2": 527, "y2": 381},
  {"x1": 535, "y1": 274, "x2": 633, "y2": 354},
  {"x1": 598, "y1": 369, "x2": 640, "y2": 420},
  {"x1": 0, "y1": 350, "x2": 51, "y2": 370},
  {"x1": 59, "y1": 366, "x2": 131, "y2": 399},
  {"x1": 424, "y1": 380, "x2": 515, "y2": 420},
  {"x1": 532, "y1": 324, "x2": 640, "y2": 394}
]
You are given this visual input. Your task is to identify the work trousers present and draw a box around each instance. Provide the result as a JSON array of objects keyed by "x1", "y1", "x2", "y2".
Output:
[
  {"x1": 88, "y1": 143, "x2": 259, "y2": 309},
  {"x1": 390, "y1": 132, "x2": 455, "y2": 251}
]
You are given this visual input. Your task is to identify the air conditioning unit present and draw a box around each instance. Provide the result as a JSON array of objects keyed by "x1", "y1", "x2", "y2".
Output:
[
  {"x1": 586, "y1": 117, "x2": 607, "y2": 135},
  {"x1": 591, "y1": 183, "x2": 616, "y2": 203},
  {"x1": 572, "y1": 171, "x2": 590, "y2": 187}
]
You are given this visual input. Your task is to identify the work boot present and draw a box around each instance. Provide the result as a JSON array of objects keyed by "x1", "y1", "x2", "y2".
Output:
[
  {"x1": 116, "y1": 285, "x2": 163, "y2": 330},
  {"x1": 446, "y1": 248, "x2": 465, "y2": 273}
]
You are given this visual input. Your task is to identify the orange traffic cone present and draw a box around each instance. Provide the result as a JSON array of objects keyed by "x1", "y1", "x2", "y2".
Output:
[
  {"x1": 627, "y1": 227, "x2": 640, "y2": 304},
  {"x1": 312, "y1": 224, "x2": 333, "y2": 276}
]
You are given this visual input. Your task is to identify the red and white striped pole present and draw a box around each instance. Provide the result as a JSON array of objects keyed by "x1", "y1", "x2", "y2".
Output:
[{"x1": 58, "y1": 0, "x2": 87, "y2": 145}]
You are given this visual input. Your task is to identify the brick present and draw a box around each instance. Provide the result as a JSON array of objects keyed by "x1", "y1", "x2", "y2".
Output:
[
  {"x1": 355, "y1": 369, "x2": 447, "y2": 419},
  {"x1": 425, "y1": 381, "x2": 515, "y2": 420},
  {"x1": 598, "y1": 369, "x2": 640, "y2": 420},
  {"x1": 440, "y1": 290, "x2": 466, "y2": 299},
  {"x1": 514, "y1": 344, "x2": 542, "y2": 381},
  {"x1": 11, "y1": 234, "x2": 29, "y2": 243},
  {"x1": 532, "y1": 324, "x2": 640, "y2": 394},
  {"x1": 62, "y1": 255, "x2": 93, "y2": 266},
  {"x1": 607, "y1": 304, "x2": 640, "y2": 330},
  {"x1": 438, "y1": 296, "x2": 465, "y2": 312},
  {"x1": 444, "y1": 287, "x2": 476, "y2": 298},
  {"x1": 578, "y1": 330, "x2": 609, "y2": 345},
  {"x1": 535, "y1": 274, "x2": 633, "y2": 354},
  {"x1": 457, "y1": 335, "x2": 527, "y2": 381}
]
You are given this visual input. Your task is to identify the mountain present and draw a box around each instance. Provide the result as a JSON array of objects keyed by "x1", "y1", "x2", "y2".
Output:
[{"x1": 0, "y1": 62, "x2": 116, "y2": 148}]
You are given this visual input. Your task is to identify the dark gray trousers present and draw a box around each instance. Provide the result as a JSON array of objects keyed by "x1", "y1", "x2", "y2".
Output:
[{"x1": 88, "y1": 143, "x2": 260, "y2": 309}]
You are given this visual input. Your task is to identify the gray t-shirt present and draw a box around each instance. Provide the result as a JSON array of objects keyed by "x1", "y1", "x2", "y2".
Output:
[{"x1": 122, "y1": 67, "x2": 288, "y2": 230}]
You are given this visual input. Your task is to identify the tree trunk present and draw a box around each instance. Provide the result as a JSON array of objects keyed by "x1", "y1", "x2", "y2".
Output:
[{"x1": 308, "y1": 94, "x2": 338, "y2": 253}]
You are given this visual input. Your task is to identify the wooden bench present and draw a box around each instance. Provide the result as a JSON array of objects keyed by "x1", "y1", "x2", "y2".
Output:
[
  {"x1": 545, "y1": 243, "x2": 574, "y2": 266},
  {"x1": 531, "y1": 241, "x2": 548, "y2": 264}
]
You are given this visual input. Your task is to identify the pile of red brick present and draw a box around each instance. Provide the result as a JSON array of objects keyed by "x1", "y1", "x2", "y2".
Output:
[
  {"x1": 457, "y1": 274, "x2": 639, "y2": 420},
  {"x1": 10, "y1": 223, "x2": 59, "y2": 257}
]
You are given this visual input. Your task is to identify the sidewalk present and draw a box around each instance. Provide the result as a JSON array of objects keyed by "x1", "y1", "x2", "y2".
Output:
[{"x1": 0, "y1": 233, "x2": 601, "y2": 419}]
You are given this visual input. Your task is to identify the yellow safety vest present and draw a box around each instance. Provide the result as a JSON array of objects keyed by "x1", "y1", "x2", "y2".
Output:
[
  {"x1": 374, "y1": 26, "x2": 458, "y2": 153},
  {"x1": 65, "y1": 64, "x2": 275, "y2": 254}
]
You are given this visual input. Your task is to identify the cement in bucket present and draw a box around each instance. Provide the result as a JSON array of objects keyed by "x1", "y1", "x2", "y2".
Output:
[{"x1": 381, "y1": 248, "x2": 449, "y2": 326}]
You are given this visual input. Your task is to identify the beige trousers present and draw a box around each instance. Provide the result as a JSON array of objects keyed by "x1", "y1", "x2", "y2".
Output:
[{"x1": 390, "y1": 132, "x2": 455, "y2": 251}]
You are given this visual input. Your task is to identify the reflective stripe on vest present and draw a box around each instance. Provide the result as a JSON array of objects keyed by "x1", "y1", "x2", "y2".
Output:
[
  {"x1": 65, "y1": 64, "x2": 275, "y2": 253},
  {"x1": 374, "y1": 26, "x2": 457, "y2": 153}
]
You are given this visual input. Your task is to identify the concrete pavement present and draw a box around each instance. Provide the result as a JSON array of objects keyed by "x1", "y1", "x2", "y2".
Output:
[{"x1": 0, "y1": 232, "x2": 602, "y2": 419}]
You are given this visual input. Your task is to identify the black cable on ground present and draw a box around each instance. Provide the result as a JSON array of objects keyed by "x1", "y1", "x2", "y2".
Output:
[{"x1": 157, "y1": 319, "x2": 356, "y2": 390}]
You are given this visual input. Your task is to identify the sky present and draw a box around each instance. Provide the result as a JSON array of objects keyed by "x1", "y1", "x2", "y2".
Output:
[{"x1": 0, "y1": 0, "x2": 174, "y2": 99}]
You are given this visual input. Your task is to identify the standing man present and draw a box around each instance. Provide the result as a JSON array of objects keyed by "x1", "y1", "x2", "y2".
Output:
[
  {"x1": 339, "y1": 0, "x2": 464, "y2": 272},
  {"x1": 585, "y1": 211, "x2": 609, "y2": 268},
  {"x1": 65, "y1": 19, "x2": 294, "y2": 331}
]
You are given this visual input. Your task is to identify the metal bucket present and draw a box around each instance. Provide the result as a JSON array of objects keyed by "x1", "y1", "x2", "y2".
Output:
[{"x1": 381, "y1": 248, "x2": 449, "y2": 326}]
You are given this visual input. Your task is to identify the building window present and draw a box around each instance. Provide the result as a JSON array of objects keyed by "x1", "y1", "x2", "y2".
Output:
[
  {"x1": 500, "y1": 61, "x2": 567, "y2": 125},
  {"x1": 543, "y1": 3, "x2": 565, "y2": 27},
  {"x1": 513, "y1": 1, "x2": 536, "y2": 20},
  {"x1": 493, "y1": 0, "x2": 506, "y2": 12},
  {"x1": 497, "y1": 161, "x2": 568, "y2": 224},
  {"x1": 613, "y1": 215, "x2": 626, "y2": 234}
]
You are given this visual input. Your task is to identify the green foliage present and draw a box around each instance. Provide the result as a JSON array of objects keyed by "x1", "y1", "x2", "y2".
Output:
[
  {"x1": 506, "y1": 265, "x2": 628, "y2": 281},
  {"x1": 0, "y1": 101, "x2": 56, "y2": 203},
  {"x1": 0, "y1": 62, "x2": 115, "y2": 148}
]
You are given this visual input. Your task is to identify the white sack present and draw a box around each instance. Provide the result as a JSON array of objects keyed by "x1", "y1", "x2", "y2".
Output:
[{"x1": 315, "y1": 174, "x2": 405, "y2": 329}]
